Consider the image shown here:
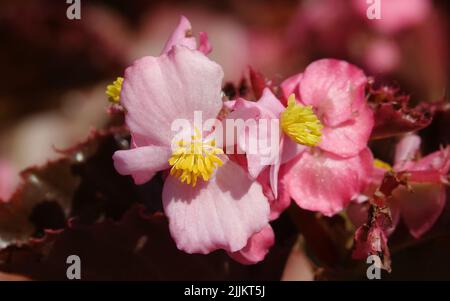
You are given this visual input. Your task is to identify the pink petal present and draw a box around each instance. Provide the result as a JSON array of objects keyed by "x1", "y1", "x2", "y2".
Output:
[
  {"x1": 257, "y1": 88, "x2": 286, "y2": 117},
  {"x1": 162, "y1": 159, "x2": 270, "y2": 254},
  {"x1": 409, "y1": 146, "x2": 450, "y2": 175},
  {"x1": 245, "y1": 154, "x2": 269, "y2": 179},
  {"x1": 269, "y1": 136, "x2": 306, "y2": 198},
  {"x1": 160, "y1": 16, "x2": 197, "y2": 55},
  {"x1": 281, "y1": 136, "x2": 307, "y2": 164},
  {"x1": 257, "y1": 167, "x2": 292, "y2": 221},
  {"x1": 229, "y1": 89, "x2": 283, "y2": 120},
  {"x1": 394, "y1": 134, "x2": 421, "y2": 169},
  {"x1": 113, "y1": 146, "x2": 171, "y2": 184},
  {"x1": 227, "y1": 94, "x2": 283, "y2": 179},
  {"x1": 269, "y1": 159, "x2": 281, "y2": 200},
  {"x1": 121, "y1": 46, "x2": 224, "y2": 146},
  {"x1": 408, "y1": 170, "x2": 445, "y2": 184},
  {"x1": 319, "y1": 103, "x2": 374, "y2": 158},
  {"x1": 228, "y1": 225, "x2": 275, "y2": 265},
  {"x1": 299, "y1": 59, "x2": 367, "y2": 127},
  {"x1": 284, "y1": 148, "x2": 374, "y2": 216},
  {"x1": 280, "y1": 73, "x2": 303, "y2": 103},
  {"x1": 393, "y1": 184, "x2": 446, "y2": 238},
  {"x1": 198, "y1": 32, "x2": 212, "y2": 55}
]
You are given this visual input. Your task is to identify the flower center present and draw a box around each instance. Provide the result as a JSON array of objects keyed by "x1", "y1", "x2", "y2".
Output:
[
  {"x1": 168, "y1": 129, "x2": 224, "y2": 187},
  {"x1": 106, "y1": 77, "x2": 124, "y2": 103},
  {"x1": 280, "y1": 94, "x2": 323, "y2": 147}
]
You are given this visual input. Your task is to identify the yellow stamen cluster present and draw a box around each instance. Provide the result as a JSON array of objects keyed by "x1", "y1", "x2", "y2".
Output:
[
  {"x1": 106, "y1": 77, "x2": 124, "y2": 103},
  {"x1": 280, "y1": 94, "x2": 323, "y2": 147},
  {"x1": 168, "y1": 129, "x2": 224, "y2": 187},
  {"x1": 374, "y1": 159, "x2": 393, "y2": 171}
]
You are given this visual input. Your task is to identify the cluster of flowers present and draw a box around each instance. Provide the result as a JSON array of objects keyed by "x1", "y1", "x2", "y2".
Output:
[{"x1": 108, "y1": 17, "x2": 449, "y2": 265}]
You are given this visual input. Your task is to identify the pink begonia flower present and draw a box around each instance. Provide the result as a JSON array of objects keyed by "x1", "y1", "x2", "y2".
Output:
[
  {"x1": 112, "y1": 17, "x2": 270, "y2": 261},
  {"x1": 352, "y1": 0, "x2": 431, "y2": 35},
  {"x1": 228, "y1": 59, "x2": 374, "y2": 217},
  {"x1": 280, "y1": 59, "x2": 374, "y2": 158},
  {"x1": 0, "y1": 160, "x2": 19, "y2": 202},
  {"x1": 281, "y1": 60, "x2": 375, "y2": 216},
  {"x1": 350, "y1": 134, "x2": 450, "y2": 238}
]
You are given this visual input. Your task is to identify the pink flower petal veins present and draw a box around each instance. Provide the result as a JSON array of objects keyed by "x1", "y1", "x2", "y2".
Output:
[
  {"x1": 299, "y1": 59, "x2": 368, "y2": 127},
  {"x1": 162, "y1": 159, "x2": 270, "y2": 254},
  {"x1": 283, "y1": 148, "x2": 374, "y2": 216},
  {"x1": 120, "y1": 46, "x2": 224, "y2": 147},
  {"x1": 113, "y1": 146, "x2": 171, "y2": 185},
  {"x1": 228, "y1": 225, "x2": 275, "y2": 265},
  {"x1": 160, "y1": 16, "x2": 197, "y2": 55}
]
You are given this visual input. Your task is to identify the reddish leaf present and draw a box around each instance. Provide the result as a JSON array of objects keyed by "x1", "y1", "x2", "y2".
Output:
[
  {"x1": 368, "y1": 83, "x2": 433, "y2": 139},
  {"x1": 0, "y1": 205, "x2": 295, "y2": 280}
]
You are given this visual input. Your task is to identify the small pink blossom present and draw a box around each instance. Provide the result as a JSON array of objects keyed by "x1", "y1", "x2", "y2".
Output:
[
  {"x1": 227, "y1": 59, "x2": 374, "y2": 217},
  {"x1": 281, "y1": 59, "x2": 375, "y2": 216}
]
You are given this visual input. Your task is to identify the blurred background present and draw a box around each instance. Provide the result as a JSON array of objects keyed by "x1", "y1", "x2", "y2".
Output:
[{"x1": 0, "y1": 0, "x2": 448, "y2": 188}]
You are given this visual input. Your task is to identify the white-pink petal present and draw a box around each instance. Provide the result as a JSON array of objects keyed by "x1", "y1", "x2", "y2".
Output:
[
  {"x1": 162, "y1": 159, "x2": 270, "y2": 254},
  {"x1": 121, "y1": 46, "x2": 224, "y2": 147},
  {"x1": 113, "y1": 145, "x2": 171, "y2": 185},
  {"x1": 394, "y1": 134, "x2": 422, "y2": 170},
  {"x1": 160, "y1": 16, "x2": 197, "y2": 55},
  {"x1": 228, "y1": 225, "x2": 275, "y2": 265}
]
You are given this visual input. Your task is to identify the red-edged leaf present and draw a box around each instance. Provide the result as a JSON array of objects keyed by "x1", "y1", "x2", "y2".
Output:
[{"x1": 368, "y1": 83, "x2": 433, "y2": 139}]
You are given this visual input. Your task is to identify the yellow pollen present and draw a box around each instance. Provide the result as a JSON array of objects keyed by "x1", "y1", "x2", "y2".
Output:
[
  {"x1": 168, "y1": 129, "x2": 224, "y2": 187},
  {"x1": 106, "y1": 77, "x2": 124, "y2": 103},
  {"x1": 373, "y1": 159, "x2": 393, "y2": 171},
  {"x1": 280, "y1": 94, "x2": 323, "y2": 147}
]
